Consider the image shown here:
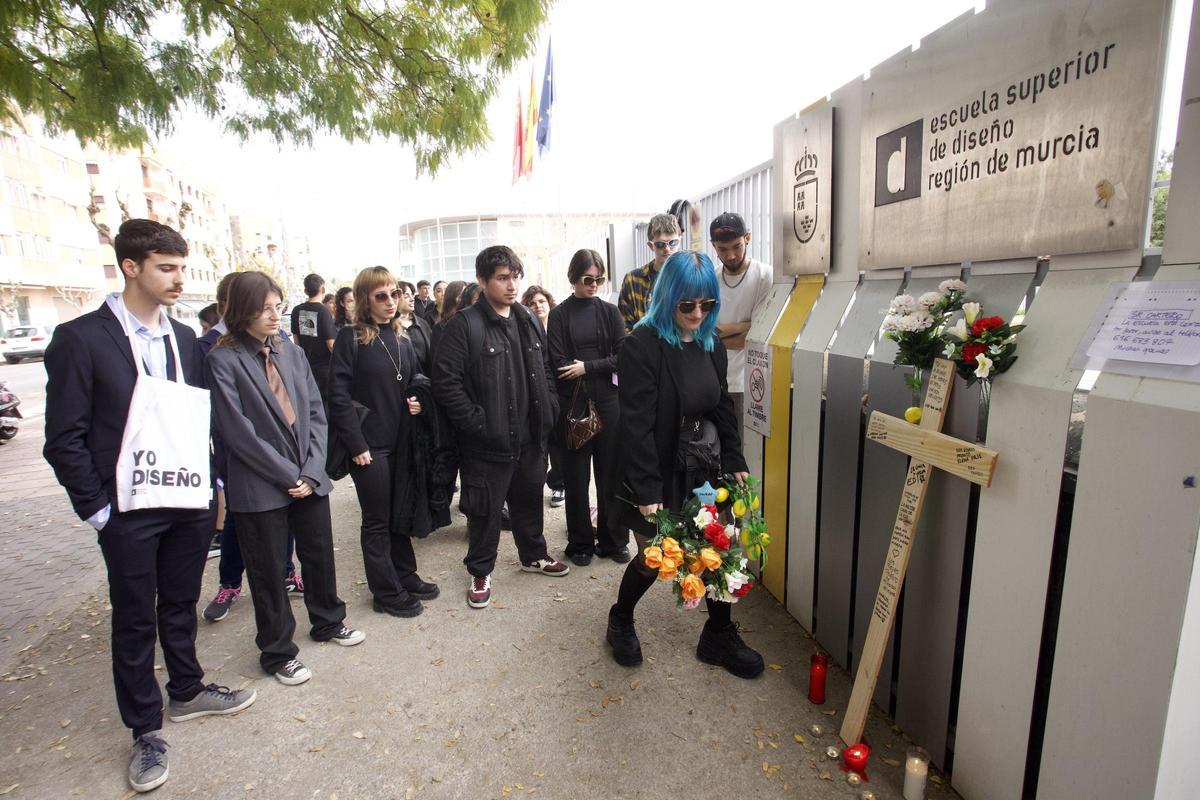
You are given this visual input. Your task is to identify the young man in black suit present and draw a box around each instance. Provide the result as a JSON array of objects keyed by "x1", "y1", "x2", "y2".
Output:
[{"x1": 43, "y1": 219, "x2": 256, "y2": 793}]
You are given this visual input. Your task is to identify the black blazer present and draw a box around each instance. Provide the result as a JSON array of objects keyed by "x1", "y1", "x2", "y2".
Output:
[
  {"x1": 205, "y1": 334, "x2": 331, "y2": 513},
  {"x1": 617, "y1": 325, "x2": 747, "y2": 510},
  {"x1": 43, "y1": 302, "x2": 202, "y2": 521},
  {"x1": 404, "y1": 313, "x2": 433, "y2": 375}
]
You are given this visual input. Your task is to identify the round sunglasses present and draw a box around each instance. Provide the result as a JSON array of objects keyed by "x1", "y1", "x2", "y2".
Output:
[
  {"x1": 372, "y1": 289, "x2": 404, "y2": 302},
  {"x1": 676, "y1": 299, "x2": 717, "y2": 314}
]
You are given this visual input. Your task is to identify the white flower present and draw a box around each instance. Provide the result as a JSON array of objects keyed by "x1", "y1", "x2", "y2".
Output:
[
  {"x1": 724, "y1": 523, "x2": 738, "y2": 539},
  {"x1": 725, "y1": 570, "x2": 752, "y2": 594},
  {"x1": 706, "y1": 583, "x2": 735, "y2": 603},
  {"x1": 939, "y1": 279, "x2": 967, "y2": 294},
  {"x1": 912, "y1": 311, "x2": 934, "y2": 331},
  {"x1": 989, "y1": 343, "x2": 1003, "y2": 355},
  {"x1": 974, "y1": 353, "x2": 994, "y2": 379},
  {"x1": 917, "y1": 291, "x2": 942, "y2": 309},
  {"x1": 889, "y1": 294, "x2": 916, "y2": 314},
  {"x1": 943, "y1": 343, "x2": 957, "y2": 358},
  {"x1": 683, "y1": 596, "x2": 701, "y2": 610},
  {"x1": 692, "y1": 508, "x2": 714, "y2": 528},
  {"x1": 945, "y1": 318, "x2": 969, "y2": 341},
  {"x1": 881, "y1": 313, "x2": 902, "y2": 333},
  {"x1": 896, "y1": 312, "x2": 934, "y2": 333},
  {"x1": 962, "y1": 302, "x2": 981, "y2": 325},
  {"x1": 739, "y1": 558, "x2": 749, "y2": 570}
]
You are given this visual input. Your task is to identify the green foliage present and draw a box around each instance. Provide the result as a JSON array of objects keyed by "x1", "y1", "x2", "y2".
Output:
[
  {"x1": 0, "y1": 0, "x2": 549, "y2": 173},
  {"x1": 1150, "y1": 149, "x2": 1173, "y2": 247}
]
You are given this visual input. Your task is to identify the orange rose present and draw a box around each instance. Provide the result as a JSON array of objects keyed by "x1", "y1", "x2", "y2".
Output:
[
  {"x1": 643, "y1": 546, "x2": 663, "y2": 570},
  {"x1": 657, "y1": 560, "x2": 678, "y2": 581},
  {"x1": 680, "y1": 574, "x2": 705, "y2": 602},
  {"x1": 699, "y1": 547, "x2": 723, "y2": 572},
  {"x1": 687, "y1": 555, "x2": 705, "y2": 575},
  {"x1": 661, "y1": 537, "x2": 684, "y2": 564}
]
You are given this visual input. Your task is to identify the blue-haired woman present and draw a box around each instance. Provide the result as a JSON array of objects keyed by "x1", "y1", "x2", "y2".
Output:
[{"x1": 605, "y1": 251, "x2": 763, "y2": 678}]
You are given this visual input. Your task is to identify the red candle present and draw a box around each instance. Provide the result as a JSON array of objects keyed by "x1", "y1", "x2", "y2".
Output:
[
  {"x1": 843, "y1": 742, "x2": 870, "y2": 779},
  {"x1": 809, "y1": 652, "x2": 828, "y2": 704}
]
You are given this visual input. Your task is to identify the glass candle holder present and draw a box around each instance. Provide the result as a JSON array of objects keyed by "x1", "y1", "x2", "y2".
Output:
[
  {"x1": 809, "y1": 652, "x2": 828, "y2": 704},
  {"x1": 903, "y1": 746, "x2": 930, "y2": 800}
]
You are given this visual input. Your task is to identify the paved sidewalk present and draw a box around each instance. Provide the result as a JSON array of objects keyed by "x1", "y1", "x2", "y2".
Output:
[
  {"x1": 0, "y1": 488, "x2": 960, "y2": 800},
  {"x1": 0, "y1": 415, "x2": 106, "y2": 669}
]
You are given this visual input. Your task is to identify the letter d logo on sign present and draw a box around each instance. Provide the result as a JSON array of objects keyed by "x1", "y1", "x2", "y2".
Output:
[{"x1": 874, "y1": 119, "x2": 923, "y2": 207}]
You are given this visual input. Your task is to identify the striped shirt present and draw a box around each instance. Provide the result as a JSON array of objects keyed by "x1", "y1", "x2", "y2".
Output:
[{"x1": 618, "y1": 259, "x2": 660, "y2": 333}]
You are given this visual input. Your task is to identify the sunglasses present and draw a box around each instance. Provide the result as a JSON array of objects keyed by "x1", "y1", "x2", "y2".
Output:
[
  {"x1": 652, "y1": 238, "x2": 681, "y2": 251},
  {"x1": 580, "y1": 275, "x2": 607, "y2": 287},
  {"x1": 676, "y1": 299, "x2": 717, "y2": 314},
  {"x1": 372, "y1": 289, "x2": 403, "y2": 302}
]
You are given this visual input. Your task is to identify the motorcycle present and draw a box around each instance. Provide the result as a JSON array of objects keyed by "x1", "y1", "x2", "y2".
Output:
[{"x1": 0, "y1": 380, "x2": 21, "y2": 442}]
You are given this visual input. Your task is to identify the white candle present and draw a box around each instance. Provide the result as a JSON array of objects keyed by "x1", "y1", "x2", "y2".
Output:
[{"x1": 903, "y1": 748, "x2": 929, "y2": 800}]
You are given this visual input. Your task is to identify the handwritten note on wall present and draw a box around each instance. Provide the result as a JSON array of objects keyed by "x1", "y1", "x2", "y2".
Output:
[{"x1": 1086, "y1": 282, "x2": 1200, "y2": 366}]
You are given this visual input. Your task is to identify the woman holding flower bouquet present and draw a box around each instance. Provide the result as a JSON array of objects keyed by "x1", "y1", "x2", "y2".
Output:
[{"x1": 605, "y1": 250, "x2": 764, "y2": 679}]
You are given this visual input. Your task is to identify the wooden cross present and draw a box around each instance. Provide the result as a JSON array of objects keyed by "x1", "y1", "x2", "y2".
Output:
[{"x1": 839, "y1": 357, "x2": 999, "y2": 746}]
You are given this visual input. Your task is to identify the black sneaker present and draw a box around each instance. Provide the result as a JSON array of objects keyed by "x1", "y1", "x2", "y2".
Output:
[
  {"x1": 568, "y1": 550, "x2": 593, "y2": 567},
  {"x1": 596, "y1": 544, "x2": 633, "y2": 564},
  {"x1": 606, "y1": 605, "x2": 642, "y2": 666},
  {"x1": 275, "y1": 658, "x2": 311, "y2": 685},
  {"x1": 207, "y1": 532, "x2": 222, "y2": 560},
  {"x1": 373, "y1": 596, "x2": 423, "y2": 618},
  {"x1": 696, "y1": 620, "x2": 764, "y2": 679},
  {"x1": 326, "y1": 625, "x2": 365, "y2": 646},
  {"x1": 500, "y1": 504, "x2": 512, "y2": 531},
  {"x1": 549, "y1": 489, "x2": 565, "y2": 508},
  {"x1": 202, "y1": 585, "x2": 241, "y2": 623},
  {"x1": 402, "y1": 579, "x2": 440, "y2": 600}
]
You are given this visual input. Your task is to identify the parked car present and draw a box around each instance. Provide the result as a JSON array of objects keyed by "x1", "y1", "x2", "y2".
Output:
[{"x1": 0, "y1": 325, "x2": 55, "y2": 363}]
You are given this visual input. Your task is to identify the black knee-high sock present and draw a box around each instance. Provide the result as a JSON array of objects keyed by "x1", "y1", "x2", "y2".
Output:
[
  {"x1": 614, "y1": 561, "x2": 656, "y2": 618},
  {"x1": 705, "y1": 597, "x2": 732, "y2": 629}
]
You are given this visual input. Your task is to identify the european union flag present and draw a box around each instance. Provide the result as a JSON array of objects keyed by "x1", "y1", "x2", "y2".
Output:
[{"x1": 536, "y1": 41, "x2": 554, "y2": 156}]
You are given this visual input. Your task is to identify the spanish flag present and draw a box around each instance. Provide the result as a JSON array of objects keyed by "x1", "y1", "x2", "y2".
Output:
[
  {"x1": 512, "y1": 89, "x2": 524, "y2": 184},
  {"x1": 522, "y1": 68, "x2": 537, "y2": 177}
]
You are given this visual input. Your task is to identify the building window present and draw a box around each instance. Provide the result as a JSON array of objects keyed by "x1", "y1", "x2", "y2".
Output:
[
  {"x1": 86, "y1": 162, "x2": 100, "y2": 175},
  {"x1": 92, "y1": 194, "x2": 105, "y2": 206},
  {"x1": 103, "y1": 264, "x2": 117, "y2": 279}
]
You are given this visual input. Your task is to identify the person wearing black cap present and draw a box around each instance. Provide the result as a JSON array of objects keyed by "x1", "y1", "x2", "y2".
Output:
[{"x1": 709, "y1": 212, "x2": 772, "y2": 426}]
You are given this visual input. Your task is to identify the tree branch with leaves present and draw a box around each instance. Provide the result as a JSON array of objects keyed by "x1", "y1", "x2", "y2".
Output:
[{"x1": 0, "y1": 0, "x2": 549, "y2": 173}]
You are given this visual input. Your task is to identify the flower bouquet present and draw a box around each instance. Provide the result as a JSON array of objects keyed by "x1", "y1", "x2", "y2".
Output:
[
  {"x1": 940, "y1": 302, "x2": 1024, "y2": 384},
  {"x1": 642, "y1": 476, "x2": 771, "y2": 608},
  {"x1": 881, "y1": 279, "x2": 968, "y2": 393}
]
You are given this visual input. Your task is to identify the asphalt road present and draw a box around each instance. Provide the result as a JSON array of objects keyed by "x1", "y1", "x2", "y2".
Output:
[{"x1": 0, "y1": 358, "x2": 47, "y2": 420}]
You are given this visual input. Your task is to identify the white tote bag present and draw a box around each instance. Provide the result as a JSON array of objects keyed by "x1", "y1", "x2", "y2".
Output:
[{"x1": 114, "y1": 322, "x2": 212, "y2": 512}]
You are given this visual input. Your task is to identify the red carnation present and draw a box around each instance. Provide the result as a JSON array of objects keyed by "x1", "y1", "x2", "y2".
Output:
[
  {"x1": 971, "y1": 316, "x2": 1005, "y2": 336},
  {"x1": 961, "y1": 342, "x2": 987, "y2": 363},
  {"x1": 704, "y1": 504, "x2": 718, "y2": 516},
  {"x1": 733, "y1": 582, "x2": 752, "y2": 597}
]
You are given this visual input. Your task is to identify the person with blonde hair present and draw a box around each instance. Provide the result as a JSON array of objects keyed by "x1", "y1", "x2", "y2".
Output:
[{"x1": 329, "y1": 266, "x2": 438, "y2": 618}]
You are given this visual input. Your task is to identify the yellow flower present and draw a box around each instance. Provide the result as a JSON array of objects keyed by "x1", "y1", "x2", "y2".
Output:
[
  {"x1": 643, "y1": 546, "x2": 663, "y2": 570},
  {"x1": 714, "y1": 487, "x2": 730, "y2": 503},
  {"x1": 658, "y1": 560, "x2": 678, "y2": 581},
  {"x1": 680, "y1": 574, "x2": 705, "y2": 602},
  {"x1": 759, "y1": 532, "x2": 772, "y2": 547},
  {"x1": 699, "y1": 548, "x2": 723, "y2": 571},
  {"x1": 661, "y1": 537, "x2": 684, "y2": 564},
  {"x1": 687, "y1": 555, "x2": 705, "y2": 575},
  {"x1": 732, "y1": 499, "x2": 747, "y2": 518}
]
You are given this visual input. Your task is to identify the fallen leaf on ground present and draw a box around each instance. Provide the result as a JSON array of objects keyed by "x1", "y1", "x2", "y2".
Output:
[
  {"x1": 588, "y1": 679, "x2": 602, "y2": 689},
  {"x1": 882, "y1": 756, "x2": 900, "y2": 766},
  {"x1": 352, "y1": 731, "x2": 365, "y2": 739},
  {"x1": 767, "y1": 663, "x2": 784, "y2": 671},
  {"x1": 430, "y1": 658, "x2": 444, "y2": 666},
  {"x1": 307, "y1": 741, "x2": 327, "y2": 752},
  {"x1": 293, "y1": 714, "x2": 306, "y2": 722},
  {"x1": 819, "y1": 769, "x2": 833, "y2": 781},
  {"x1": 629, "y1": 678, "x2": 639, "y2": 690},
  {"x1": 821, "y1": 709, "x2": 837, "y2": 716},
  {"x1": 0, "y1": 786, "x2": 18, "y2": 796}
]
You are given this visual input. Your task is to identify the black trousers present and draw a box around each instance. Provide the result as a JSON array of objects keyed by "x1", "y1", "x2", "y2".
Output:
[
  {"x1": 561, "y1": 391, "x2": 627, "y2": 557},
  {"x1": 460, "y1": 446, "x2": 551, "y2": 577},
  {"x1": 97, "y1": 505, "x2": 212, "y2": 738},
  {"x1": 351, "y1": 447, "x2": 419, "y2": 606},
  {"x1": 234, "y1": 494, "x2": 346, "y2": 673}
]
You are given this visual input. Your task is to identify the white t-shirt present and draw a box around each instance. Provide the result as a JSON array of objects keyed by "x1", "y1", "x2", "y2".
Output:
[{"x1": 716, "y1": 257, "x2": 773, "y2": 393}]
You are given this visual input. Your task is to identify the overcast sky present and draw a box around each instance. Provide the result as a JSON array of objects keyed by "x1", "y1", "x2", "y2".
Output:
[{"x1": 154, "y1": 0, "x2": 1192, "y2": 275}]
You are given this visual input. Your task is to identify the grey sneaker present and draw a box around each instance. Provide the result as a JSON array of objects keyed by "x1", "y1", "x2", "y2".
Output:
[
  {"x1": 168, "y1": 683, "x2": 257, "y2": 722},
  {"x1": 129, "y1": 731, "x2": 169, "y2": 792}
]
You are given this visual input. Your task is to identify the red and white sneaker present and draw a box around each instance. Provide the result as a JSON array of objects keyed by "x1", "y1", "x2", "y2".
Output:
[
  {"x1": 520, "y1": 558, "x2": 570, "y2": 577},
  {"x1": 467, "y1": 575, "x2": 492, "y2": 609}
]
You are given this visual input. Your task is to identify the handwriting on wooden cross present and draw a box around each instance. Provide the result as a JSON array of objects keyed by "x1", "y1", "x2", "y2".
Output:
[{"x1": 839, "y1": 357, "x2": 999, "y2": 747}]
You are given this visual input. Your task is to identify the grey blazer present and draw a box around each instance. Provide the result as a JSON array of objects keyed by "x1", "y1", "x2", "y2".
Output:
[{"x1": 205, "y1": 334, "x2": 332, "y2": 513}]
